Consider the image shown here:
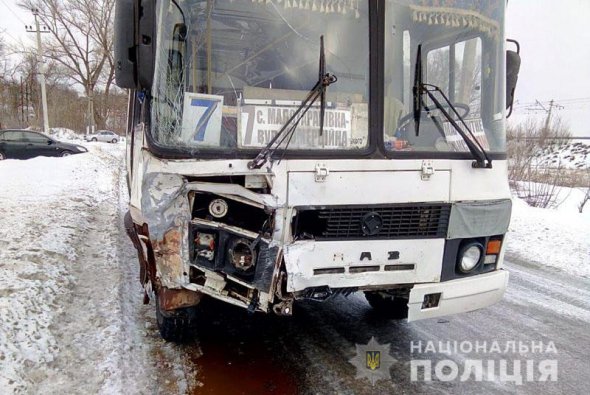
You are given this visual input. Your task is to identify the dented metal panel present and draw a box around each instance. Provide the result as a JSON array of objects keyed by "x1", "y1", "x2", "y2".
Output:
[
  {"x1": 127, "y1": 147, "x2": 510, "y2": 318},
  {"x1": 184, "y1": 181, "x2": 278, "y2": 208},
  {"x1": 140, "y1": 172, "x2": 191, "y2": 289}
]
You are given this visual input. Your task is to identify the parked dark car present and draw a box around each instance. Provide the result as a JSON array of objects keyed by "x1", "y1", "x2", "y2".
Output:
[{"x1": 0, "y1": 130, "x2": 88, "y2": 160}]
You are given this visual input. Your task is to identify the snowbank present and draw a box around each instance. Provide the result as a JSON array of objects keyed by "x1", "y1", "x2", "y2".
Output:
[
  {"x1": 533, "y1": 141, "x2": 590, "y2": 170},
  {"x1": 0, "y1": 148, "x2": 118, "y2": 392},
  {"x1": 48, "y1": 127, "x2": 84, "y2": 141},
  {"x1": 0, "y1": 144, "x2": 192, "y2": 394},
  {"x1": 506, "y1": 186, "x2": 590, "y2": 278}
]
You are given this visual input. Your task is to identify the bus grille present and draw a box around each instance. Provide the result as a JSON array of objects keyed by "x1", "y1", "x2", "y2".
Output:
[{"x1": 293, "y1": 203, "x2": 451, "y2": 240}]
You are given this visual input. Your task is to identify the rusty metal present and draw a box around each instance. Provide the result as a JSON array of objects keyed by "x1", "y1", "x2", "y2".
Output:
[
  {"x1": 152, "y1": 227, "x2": 186, "y2": 286},
  {"x1": 125, "y1": 211, "x2": 156, "y2": 299},
  {"x1": 157, "y1": 287, "x2": 202, "y2": 311}
]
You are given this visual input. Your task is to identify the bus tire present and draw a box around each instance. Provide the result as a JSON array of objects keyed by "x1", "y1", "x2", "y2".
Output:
[
  {"x1": 364, "y1": 291, "x2": 409, "y2": 319},
  {"x1": 156, "y1": 298, "x2": 197, "y2": 342}
]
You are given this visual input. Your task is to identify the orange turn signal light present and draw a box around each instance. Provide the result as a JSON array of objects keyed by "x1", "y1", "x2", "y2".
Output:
[{"x1": 486, "y1": 240, "x2": 502, "y2": 255}]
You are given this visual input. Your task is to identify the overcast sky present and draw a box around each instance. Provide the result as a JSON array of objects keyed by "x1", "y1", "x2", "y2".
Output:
[
  {"x1": 1, "y1": 0, "x2": 589, "y2": 136},
  {"x1": 506, "y1": 0, "x2": 590, "y2": 136}
]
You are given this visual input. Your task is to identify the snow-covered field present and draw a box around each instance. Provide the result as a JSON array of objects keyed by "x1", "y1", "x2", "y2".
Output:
[
  {"x1": 0, "y1": 143, "x2": 194, "y2": 394},
  {"x1": 507, "y1": 187, "x2": 590, "y2": 278},
  {"x1": 533, "y1": 141, "x2": 590, "y2": 170}
]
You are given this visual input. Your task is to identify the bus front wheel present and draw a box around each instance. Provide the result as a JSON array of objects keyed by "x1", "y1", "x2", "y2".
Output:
[
  {"x1": 364, "y1": 291, "x2": 409, "y2": 319},
  {"x1": 155, "y1": 298, "x2": 197, "y2": 342}
]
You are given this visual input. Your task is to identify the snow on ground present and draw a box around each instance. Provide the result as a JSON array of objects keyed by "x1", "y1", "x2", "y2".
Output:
[
  {"x1": 533, "y1": 141, "x2": 590, "y2": 170},
  {"x1": 48, "y1": 128, "x2": 84, "y2": 141},
  {"x1": 0, "y1": 143, "x2": 195, "y2": 394},
  {"x1": 506, "y1": 186, "x2": 590, "y2": 278}
]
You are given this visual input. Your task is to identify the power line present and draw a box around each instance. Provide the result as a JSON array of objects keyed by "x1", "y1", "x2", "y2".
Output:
[
  {"x1": 0, "y1": 0, "x2": 27, "y2": 25},
  {"x1": 514, "y1": 97, "x2": 590, "y2": 109},
  {"x1": 1, "y1": 29, "x2": 21, "y2": 44},
  {"x1": 513, "y1": 97, "x2": 590, "y2": 116},
  {"x1": 554, "y1": 97, "x2": 590, "y2": 103},
  {"x1": 519, "y1": 99, "x2": 564, "y2": 118}
]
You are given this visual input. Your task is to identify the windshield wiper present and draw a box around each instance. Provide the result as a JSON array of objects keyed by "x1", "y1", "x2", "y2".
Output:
[
  {"x1": 412, "y1": 45, "x2": 492, "y2": 169},
  {"x1": 247, "y1": 36, "x2": 337, "y2": 170}
]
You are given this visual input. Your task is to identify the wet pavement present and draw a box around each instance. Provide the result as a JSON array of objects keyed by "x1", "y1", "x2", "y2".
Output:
[{"x1": 173, "y1": 259, "x2": 590, "y2": 394}]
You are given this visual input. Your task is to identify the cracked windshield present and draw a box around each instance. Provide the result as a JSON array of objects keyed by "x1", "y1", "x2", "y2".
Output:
[{"x1": 151, "y1": 0, "x2": 369, "y2": 151}]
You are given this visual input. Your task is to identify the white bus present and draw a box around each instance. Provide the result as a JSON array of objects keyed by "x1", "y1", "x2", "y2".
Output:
[{"x1": 115, "y1": 0, "x2": 521, "y2": 341}]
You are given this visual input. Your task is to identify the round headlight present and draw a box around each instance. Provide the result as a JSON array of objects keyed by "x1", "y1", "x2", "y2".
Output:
[
  {"x1": 458, "y1": 244, "x2": 483, "y2": 273},
  {"x1": 208, "y1": 198, "x2": 228, "y2": 218}
]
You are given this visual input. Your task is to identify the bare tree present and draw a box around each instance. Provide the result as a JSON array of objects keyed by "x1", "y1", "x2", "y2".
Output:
[
  {"x1": 0, "y1": 33, "x2": 26, "y2": 129},
  {"x1": 18, "y1": 0, "x2": 116, "y2": 129},
  {"x1": 425, "y1": 41, "x2": 482, "y2": 118},
  {"x1": 0, "y1": 32, "x2": 6, "y2": 78}
]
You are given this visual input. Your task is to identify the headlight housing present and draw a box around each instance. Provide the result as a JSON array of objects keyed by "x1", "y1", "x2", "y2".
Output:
[{"x1": 457, "y1": 242, "x2": 483, "y2": 273}]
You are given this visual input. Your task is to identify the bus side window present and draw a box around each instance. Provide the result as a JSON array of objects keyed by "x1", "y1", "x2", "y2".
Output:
[{"x1": 425, "y1": 37, "x2": 482, "y2": 117}]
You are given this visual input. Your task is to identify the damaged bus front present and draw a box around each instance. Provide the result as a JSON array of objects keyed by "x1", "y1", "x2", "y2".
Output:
[{"x1": 115, "y1": 0, "x2": 520, "y2": 341}]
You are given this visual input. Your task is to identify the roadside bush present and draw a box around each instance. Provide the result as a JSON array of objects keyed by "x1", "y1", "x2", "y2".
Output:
[{"x1": 506, "y1": 117, "x2": 571, "y2": 208}]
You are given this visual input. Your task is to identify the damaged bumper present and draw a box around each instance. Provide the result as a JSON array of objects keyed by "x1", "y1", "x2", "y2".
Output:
[
  {"x1": 131, "y1": 172, "x2": 281, "y2": 313},
  {"x1": 283, "y1": 239, "x2": 444, "y2": 292},
  {"x1": 129, "y1": 161, "x2": 510, "y2": 318}
]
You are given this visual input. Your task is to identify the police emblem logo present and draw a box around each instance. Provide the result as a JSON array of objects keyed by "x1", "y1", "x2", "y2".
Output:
[
  {"x1": 349, "y1": 337, "x2": 396, "y2": 386},
  {"x1": 366, "y1": 351, "x2": 380, "y2": 370}
]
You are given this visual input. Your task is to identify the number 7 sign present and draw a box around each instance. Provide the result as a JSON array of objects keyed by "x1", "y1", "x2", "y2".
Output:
[{"x1": 181, "y1": 93, "x2": 224, "y2": 145}]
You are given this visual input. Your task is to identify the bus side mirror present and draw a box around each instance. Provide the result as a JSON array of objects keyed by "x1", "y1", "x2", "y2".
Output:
[
  {"x1": 506, "y1": 39, "x2": 521, "y2": 118},
  {"x1": 114, "y1": 0, "x2": 136, "y2": 89},
  {"x1": 114, "y1": 0, "x2": 155, "y2": 90},
  {"x1": 136, "y1": 0, "x2": 155, "y2": 89}
]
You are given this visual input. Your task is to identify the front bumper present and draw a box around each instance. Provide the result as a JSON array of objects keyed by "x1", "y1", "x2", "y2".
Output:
[
  {"x1": 407, "y1": 269, "x2": 508, "y2": 321},
  {"x1": 284, "y1": 239, "x2": 445, "y2": 292}
]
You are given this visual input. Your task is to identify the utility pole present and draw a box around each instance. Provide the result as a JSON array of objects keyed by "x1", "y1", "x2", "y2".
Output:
[
  {"x1": 25, "y1": 81, "x2": 30, "y2": 123},
  {"x1": 528, "y1": 99, "x2": 564, "y2": 145},
  {"x1": 25, "y1": 9, "x2": 50, "y2": 133},
  {"x1": 87, "y1": 82, "x2": 94, "y2": 135},
  {"x1": 541, "y1": 99, "x2": 554, "y2": 132},
  {"x1": 20, "y1": 76, "x2": 25, "y2": 124}
]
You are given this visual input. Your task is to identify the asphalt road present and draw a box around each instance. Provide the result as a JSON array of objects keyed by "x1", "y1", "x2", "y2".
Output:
[{"x1": 179, "y1": 258, "x2": 590, "y2": 395}]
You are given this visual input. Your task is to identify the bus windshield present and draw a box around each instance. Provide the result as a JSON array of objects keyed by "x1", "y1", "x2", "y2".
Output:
[
  {"x1": 383, "y1": 0, "x2": 506, "y2": 154},
  {"x1": 150, "y1": 0, "x2": 369, "y2": 153}
]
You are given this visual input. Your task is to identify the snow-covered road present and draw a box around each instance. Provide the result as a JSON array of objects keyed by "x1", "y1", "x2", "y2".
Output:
[{"x1": 1, "y1": 145, "x2": 588, "y2": 394}]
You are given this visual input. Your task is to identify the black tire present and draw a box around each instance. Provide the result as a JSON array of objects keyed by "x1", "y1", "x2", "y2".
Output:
[
  {"x1": 364, "y1": 291, "x2": 409, "y2": 319},
  {"x1": 111, "y1": 138, "x2": 118, "y2": 143},
  {"x1": 61, "y1": 150, "x2": 73, "y2": 157},
  {"x1": 0, "y1": 152, "x2": 5, "y2": 160},
  {"x1": 91, "y1": 137, "x2": 98, "y2": 142},
  {"x1": 156, "y1": 298, "x2": 197, "y2": 342}
]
